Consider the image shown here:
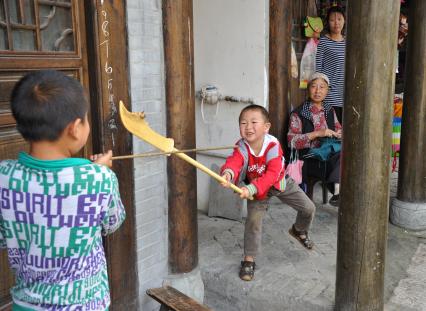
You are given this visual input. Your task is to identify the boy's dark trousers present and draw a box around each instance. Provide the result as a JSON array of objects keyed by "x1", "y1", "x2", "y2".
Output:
[{"x1": 244, "y1": 176, "x2": 316, "y2": 257}]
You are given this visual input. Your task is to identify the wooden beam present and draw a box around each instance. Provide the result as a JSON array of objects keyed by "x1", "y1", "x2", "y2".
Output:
[
  {"x1": 397, "y1": 0, "x2": 426, "y2": 202},
  {"x1": 162, "y1": 0, "x2": 198, "y2": 274},
  {"x1": 335, "y1": 1, "x2": 400, "y2": 310},
  {"x1": 84, "y1": 1, "x2": 138, "y2": 309},
  {"x1": 268, "y1": 0, "x2": 292, "y2": 143}
]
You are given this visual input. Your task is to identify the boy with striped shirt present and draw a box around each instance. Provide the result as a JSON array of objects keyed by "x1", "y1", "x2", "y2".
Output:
[{"x1": 0, "y1": 70, "x2": 125, "y2": 310}]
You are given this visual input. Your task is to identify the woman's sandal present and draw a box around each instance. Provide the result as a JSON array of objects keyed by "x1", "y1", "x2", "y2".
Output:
[
  {"x1": 289, "y1": 224, "x2": 314, "y2": 250},
  {"x1": 239, "y1": 261, "x2": 256, "y2": 281}
]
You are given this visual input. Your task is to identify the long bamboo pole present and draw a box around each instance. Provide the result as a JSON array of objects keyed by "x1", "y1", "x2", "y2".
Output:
[
  {"x1": 111, "y1": 145, "x2": 236, "y2": 160},
  {"x1": 118, "y1": 101, "x2": 251, "y2": 199}
]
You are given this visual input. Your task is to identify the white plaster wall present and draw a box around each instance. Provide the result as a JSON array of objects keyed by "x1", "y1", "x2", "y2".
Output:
[
  {"x1": 127, "y1": 0, "x2": 168, "y2": 310},
  {"x1": 124, "y1": 0, "x2": 269, "y2": 308},
  {"x1": 193, "y1": 0, "x2": 269, "y2": 212}
]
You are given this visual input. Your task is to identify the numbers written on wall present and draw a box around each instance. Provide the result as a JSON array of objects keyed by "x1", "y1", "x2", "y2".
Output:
[{"x1": 99, "y1": 4, "x2": 118, "y2": 147}]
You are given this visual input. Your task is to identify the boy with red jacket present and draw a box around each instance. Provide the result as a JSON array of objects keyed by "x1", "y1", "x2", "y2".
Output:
[{"x1": 221, "y1": 105, "x2": 316, "y2": 281}]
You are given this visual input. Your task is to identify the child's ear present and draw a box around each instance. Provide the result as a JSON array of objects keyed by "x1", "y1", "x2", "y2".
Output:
[
  {"x1": 67, "y1": 118, "x2": 83, "y2": 139},
  {"x1": 265, "y1": 122, "x2": 271, "y2": 132}
]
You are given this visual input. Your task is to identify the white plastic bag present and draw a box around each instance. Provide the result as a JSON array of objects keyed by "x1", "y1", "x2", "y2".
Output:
[
  {"x1": 299, "y1": 38, "x2": 318, "y2": 89},
  {"x1": 285, "y1": 140, "x2": 303, "y2": 185},
  {"x1": 291, "y1": 43, "x2": 298, "y2": 79},
  {"x1": 286, "y1": 157, "x2": 303, "y2": 184}
]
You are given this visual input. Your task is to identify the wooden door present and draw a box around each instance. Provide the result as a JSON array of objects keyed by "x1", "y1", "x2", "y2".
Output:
[{"x1": 0, "y1": 1, "x2": 90, "y2": 309}]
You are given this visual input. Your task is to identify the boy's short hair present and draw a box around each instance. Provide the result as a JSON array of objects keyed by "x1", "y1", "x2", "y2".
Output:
[
  {"x1": 239, "y1": 104, "x2": 270, "y2": 123},
  {"x1": 11, "y1": 70, "x2": 89, "y2": 142}
]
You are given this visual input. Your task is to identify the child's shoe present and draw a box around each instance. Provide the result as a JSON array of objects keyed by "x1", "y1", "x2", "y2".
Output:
[
  {"x1": 239, "y1": 261, "x2": 256, "y2": 281},
  {"x1": 289, "y1": 224, "x2": 314, "y2": 250}
]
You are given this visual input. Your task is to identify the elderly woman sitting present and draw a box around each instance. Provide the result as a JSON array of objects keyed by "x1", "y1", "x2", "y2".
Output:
[{"x1": 287, "y1": 72, "x2": 342, "y2": 206}]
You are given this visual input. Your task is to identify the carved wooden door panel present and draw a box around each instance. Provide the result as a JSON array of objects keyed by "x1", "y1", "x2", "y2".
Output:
[{"x1": 0, "y1": 1, "x2": 90, "y2": 309}]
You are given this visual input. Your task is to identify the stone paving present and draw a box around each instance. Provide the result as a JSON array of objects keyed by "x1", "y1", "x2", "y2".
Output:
[{"x1": 198, "y1": 171, "x2": 426, "y2": 310}]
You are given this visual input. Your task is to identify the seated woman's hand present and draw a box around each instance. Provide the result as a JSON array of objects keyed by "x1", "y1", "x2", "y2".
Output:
[{"x1": 315, "y1": 128, "x2": 340, "y2": 139}]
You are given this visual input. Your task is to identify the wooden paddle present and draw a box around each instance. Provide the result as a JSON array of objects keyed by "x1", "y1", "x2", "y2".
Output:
[{"x1": 118, "y1": 101, "x2": 252, "y2": 199}]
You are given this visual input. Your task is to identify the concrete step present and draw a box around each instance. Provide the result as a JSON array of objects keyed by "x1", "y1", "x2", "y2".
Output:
[{"x1": 198, "y1": 172, "x2": 424, "y2": 311}]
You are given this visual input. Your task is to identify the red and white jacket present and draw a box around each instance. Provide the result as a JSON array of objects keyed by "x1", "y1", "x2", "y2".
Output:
[{"x1": 221, "y1": 134, "x2": 286, "y2": 200}]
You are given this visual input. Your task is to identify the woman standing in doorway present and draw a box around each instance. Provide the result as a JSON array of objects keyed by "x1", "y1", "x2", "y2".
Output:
[{"x1": 315, "y1": 5, "x2": 346, "y2": 124}]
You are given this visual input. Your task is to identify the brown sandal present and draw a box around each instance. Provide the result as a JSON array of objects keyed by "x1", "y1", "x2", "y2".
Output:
[
  {"x1": 239, "y1": 261, "x2": 256, "y2": 281},
  {"x1": 289, "y1": 225, "x2": 314, "y2": 250}
]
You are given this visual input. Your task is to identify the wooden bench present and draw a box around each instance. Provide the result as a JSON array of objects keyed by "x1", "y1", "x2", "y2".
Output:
[{"x1": 146, "y1": 286, "x2": 212, "y2": 311}]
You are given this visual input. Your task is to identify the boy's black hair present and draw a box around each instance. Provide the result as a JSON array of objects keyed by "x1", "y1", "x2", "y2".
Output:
[
  {"x1": 239, "y1": 104, "x2": 270, "y2": 123},
  {"x1": 11, "y1": 70, "x2": 89, "y2": 142},
  {"x1": 325, "y1": 5, "x2": 346, "y2": 34}
]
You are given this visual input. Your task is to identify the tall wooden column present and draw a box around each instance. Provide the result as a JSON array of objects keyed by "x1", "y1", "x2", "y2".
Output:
[
  {"x1": 335, "y1": 1, "x2": 400, "y2": 310},
  {"x1": 85, "y1": 1, "x2": 138, "y2": 309},
  {"x1": 162, "y1": 0, "x2": 198, "y2": 274},
  {"x1": 391, "y1": 0, "x2": 426, "y2": 230},
  {"x1": 268, "y1": 0, "x2": 292, "y2": 143}
]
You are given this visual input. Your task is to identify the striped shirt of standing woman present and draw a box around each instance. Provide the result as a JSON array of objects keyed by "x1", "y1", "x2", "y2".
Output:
[{"x1": 315, "y1": 5, "x2": 346, "y2": 124}]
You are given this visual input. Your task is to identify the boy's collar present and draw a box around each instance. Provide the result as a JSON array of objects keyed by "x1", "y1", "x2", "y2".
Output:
[
  {"x1": 243, "y1": 134, "x2": 274, "y2": 157},
  {"x1": 18, "y1": 152, "x2": 92, "y2": 171}
]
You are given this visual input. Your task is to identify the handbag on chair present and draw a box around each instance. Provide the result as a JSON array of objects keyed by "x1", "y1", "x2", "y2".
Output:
[{"x1": 286, "y1": 143, "x2": 303, "y2": 185}]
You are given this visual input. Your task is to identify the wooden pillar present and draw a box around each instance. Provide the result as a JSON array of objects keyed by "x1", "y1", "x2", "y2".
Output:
[
  {"x1": 85, "y1": 1, "x2": 138, "y2": 309},
  {"x1": 391, "y1": 0, "x2": 426, "y2": 230},
  {"x1": 162, "y1": 0, "x2": 198, "y2": 274},
  {"x1": 397, "y1": 1, "x2": 426, "y2": 202},
  {"x1": 335, "y1": 1, "x2": 400, "y2": 310},
  {"x1": 268, "y1": 0, "x2": 292, "y2": 143}
]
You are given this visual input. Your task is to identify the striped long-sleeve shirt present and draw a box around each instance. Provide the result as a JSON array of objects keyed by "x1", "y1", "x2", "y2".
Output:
[{"x1": 315, "y1": 36, "x2": 346, "y2": 108}]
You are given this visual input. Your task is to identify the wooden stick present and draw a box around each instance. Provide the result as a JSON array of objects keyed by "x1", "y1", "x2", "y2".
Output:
[
  {"x1": 172, "y1": 148, "x2": 253, "y2": 199},
  {"x1": 118, "y1": 101, "x2": 251, "y2": 199},
  {"x1": 111, "y1": 145, "x2": 236, "y2": 160}
]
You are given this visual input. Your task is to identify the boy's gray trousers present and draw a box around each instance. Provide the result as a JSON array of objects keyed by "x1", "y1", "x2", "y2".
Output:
[{"x1": 244, "y1": 177, "x2": 316, "y2": 257}]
